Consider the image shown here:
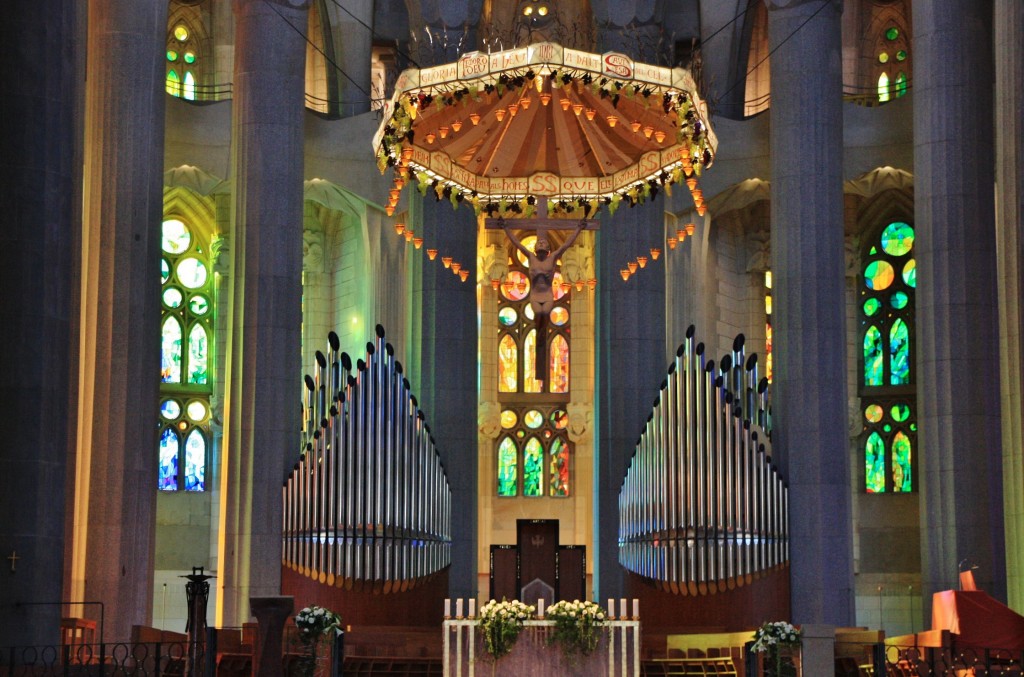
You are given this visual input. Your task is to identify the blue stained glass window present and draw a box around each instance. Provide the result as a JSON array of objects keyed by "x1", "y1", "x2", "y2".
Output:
[{"x1": 159, "y1": 428, "x2": 180, "y2": 491}]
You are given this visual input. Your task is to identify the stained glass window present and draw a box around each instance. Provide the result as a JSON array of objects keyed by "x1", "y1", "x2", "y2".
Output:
[
  {"x1": 878, "y1": 72, "x2": 890, "y2": 102},
  {"x1": 166, "y1": 20, "x2": 203, "y2": 100},
  {"x1": 159, "y1": 217, "x2": 214, "y2": 491},
  {"x1": 495, "y1": 228, "x2": 574, "y2": 497},
  {"x1": 549, "y1": 437, "x2": 570, "y2": 496},
  {"x1": 873, "y1": 19, "x2": 910, "y2": 104},
  {"x1": 498, "y1": 437, "x2": 518, "y2": 496},
  {"x1": 524, "y1": 438, "x2": 543, "y2": 496},
  {"x1": 860, "y1": 220, "x2": 916, "y2": 492}
]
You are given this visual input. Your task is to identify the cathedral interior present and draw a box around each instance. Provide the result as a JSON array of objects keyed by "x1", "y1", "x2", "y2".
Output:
[{"x1": 2, "y1": 0, "x2": 1023, "y2": 658}]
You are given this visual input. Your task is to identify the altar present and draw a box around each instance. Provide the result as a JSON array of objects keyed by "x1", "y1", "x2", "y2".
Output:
[{"x1": 443, "y1": 619, "x2": 641, "y2": 677}]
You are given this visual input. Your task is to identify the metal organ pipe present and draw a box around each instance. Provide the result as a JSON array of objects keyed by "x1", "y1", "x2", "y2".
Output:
[
  {"x1": 617, "y1": 326, "x2": 788, "y2": 594},
  {"x1": 283, "y1": 326, "x2": 453, "y2": 591}
]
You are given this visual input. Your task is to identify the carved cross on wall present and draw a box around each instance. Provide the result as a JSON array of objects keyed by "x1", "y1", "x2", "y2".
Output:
[{"x1": 7, "y1": 551, "x2": 19, "y2": 573}]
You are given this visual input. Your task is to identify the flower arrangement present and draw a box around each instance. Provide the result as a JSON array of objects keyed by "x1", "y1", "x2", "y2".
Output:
[
  {"x1": 478, "y1": 599, "x2": 535, "y2": 659},
  {"x1": 294, "y1": 606, "x2": 342, "y2": 677},
  {"x1": 751, "y1": 621, "x2": 801, "y2": 677},
  {"x1": 545, "y1": 600, "x2": 606, "y2": 658}
]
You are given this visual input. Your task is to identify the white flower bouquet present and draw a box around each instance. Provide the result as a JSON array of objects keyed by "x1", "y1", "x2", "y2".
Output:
[
  {"x1": 751, "y1": 620, "x2": 801, "y2": 677},
  {"x1": 545, "y1": 599, "x2": 606, "y2": 658},
  {"x1": 293, "y1": 605, "x2": 342, "y2": 677},
  {"x1": 478, "y1": 598, "x2": 535, "y2": 659}
]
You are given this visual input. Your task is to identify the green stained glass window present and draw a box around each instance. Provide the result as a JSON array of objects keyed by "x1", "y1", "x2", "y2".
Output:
[
  {"x1": 501, "y1": 410, "x2": 518, "y2": 428},
  {"x1": 159, "y1": 428, "x2": 180, "y2": 491},
  {"x1": 864, "y1": 325, "x2": 883, "y2": 386},
  {"x1": 498, "y1": 437, "x2": 518, "y2": 496},
  {"x1": 891, "y1": 403, "x2": 910, "y2": 422},
  {"x1": 549, "y1": 437, "x2": 570, "y2": 496},
  {"x1": 863, "y1": 298, "x2": 881, "y2": 316},
  {"x1": 881, "y1": 222, "x2": 914, "y2": 256},
  {"x1": 523, "y1": 438, "x2": 543, "y2": 496},
  {"x1": 164, "y1": 287, "x2": 183, "y2": 308},
  {"x1": 498, "y1": 307, "x2": 518, "y2": 326},
  {"x1": 498, "y1": 334, "x2": 518, "y2": 392},
  {"x1": 885, "y1": 27, "x2": 899, "y2": 40},
  {"x1": 162, "y1": 317, "x2": 183, "y2": 383},
  {"x1": 890, "y1": 318, "x2": 910, "y2": 384},
  {"x1": 549, "y1": 334, "x2": 569, "y2": 393},
  {"x1": 896, "y1": 50, "x2": 907, "y2": 62},
  {"x1": 189, "y1": 294, "x2": 210, "y2": 315},
  {"x1": 159, "y1": 216, "x2": 213, "y2": 491},
  {"x1": 166, "y1": 69, "x2": 180, "y2": 96},
  {"x1": 865, "y1": 404, "x2": 883, "y2": 423},
  {"x1": 866, "y1": 432, "x2": 886, "y2": 493},
  {"x1": 167, "y1": 50, "x2": 179, "y2": 62},
  {"x1": 895, "y1": 72, "x2": 907, "y2": 98},
  {"x1": 184, "y1": 51, "x2": 196, "y2": 64},
  {"x1": 891, "y1": 291, "x2": 908, "y2": 309},
  {"x1": 892, "y1": 432, "x2": 912, "y2": 492},
  {"x1": 188, "y1": 323, "x2": 209, "y2": 384},
  {"x1": 177, "y1": 258, "x2": 208, "y2": 288},
  {"x1": 865, "y1": 260, "x2": 895, "y2": 290},
  {"x1": 902, "y1": 259, "x2": 916, "y2": 287}
]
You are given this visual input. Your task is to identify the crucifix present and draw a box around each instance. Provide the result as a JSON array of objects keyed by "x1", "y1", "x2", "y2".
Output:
[
  {"x1": 485, "y1": 197, "x2": 599, "y2": 379},
  {"x1": 7, "y1": 550, "x2": 19, "y2": 573}
]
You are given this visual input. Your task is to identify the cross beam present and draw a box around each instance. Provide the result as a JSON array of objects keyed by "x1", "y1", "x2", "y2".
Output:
[{"x1": 483, "y1": 197, "x2": 600, "y2": 231}]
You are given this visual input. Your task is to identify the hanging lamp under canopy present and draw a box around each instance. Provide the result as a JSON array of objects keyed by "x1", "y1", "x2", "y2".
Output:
[{"x1": 372, "y1": 42, "x2": 717, "y2": 217}]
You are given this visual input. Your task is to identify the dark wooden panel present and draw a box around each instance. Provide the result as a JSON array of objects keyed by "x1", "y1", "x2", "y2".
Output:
[
  {"x1": 517, "y1": 520, "x2": 558, "y2": 599},
  {"x1": 490, "y1": 545, "x2": 518, "y2": 602},
  {"x1": 557, "y1": 545, "x2": 585, "y2": 602}
]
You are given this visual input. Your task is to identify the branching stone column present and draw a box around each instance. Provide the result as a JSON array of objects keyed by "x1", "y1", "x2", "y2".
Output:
[
  {"x1": 595, "y1": 202, "x2": 667, "y2": 601},
  {"x1": 995, "y1": 0, "x2": 1024, "y2": 612},
  {"x1": 766, "y1": 0, "x2": 853, "y2": 626},
  {"x1": 0, "y1": 0, "x2": 77, "y2": 648},
  {"x1": 219, "y1": 0, "x2": 308, "y2": 626},
  {"x1": 913, "y1": 0, "x2": 1004, "y2": 606},
  {"x1": 74, "y1": 0, "x2": 168, "y2": 641}
]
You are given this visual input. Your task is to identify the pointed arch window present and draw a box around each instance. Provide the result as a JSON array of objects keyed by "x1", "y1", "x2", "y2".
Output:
[
  {"x1": 859, "y1": 220, "x2": 916, "y2": 493},
  {"x1": 874, "y1": 19, "x2": 910, "y2": 102},
  {"x1": 159, "y1": 217, "x2": 214, "y2": 491},
  {"x1": 166, "y1": 18, "x2": 203, "y2": 101}
]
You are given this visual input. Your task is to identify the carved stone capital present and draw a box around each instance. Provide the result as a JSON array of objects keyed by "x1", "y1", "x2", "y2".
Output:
[
  {"x1": 559, "y1": 244, "x2": 593, "y2": 284},
  {"x1": 478, "y1": 401, "x2": 502, "y2": 439},
  {"x1": 566, "y1": 402, "x2": 592, "y2": 443},
  {"x1": 302, "y1": 228, "x2": 324, "y2": 274},
  {"x1": 211, "y1": 235, "x2": 231, "y2": 275}
]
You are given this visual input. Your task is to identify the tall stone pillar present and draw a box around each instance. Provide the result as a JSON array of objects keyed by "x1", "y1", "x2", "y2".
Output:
[
  {"x1": 219, "y1": 0, "x2": 308, "y2": 626},
  {"x1": 73, "y1": 0, "x2": 168, "y2": 641},
  {"x1": 591, "y1": 1, "x2": 667, "y2": 63},
  {"x1": 398, "y1": 0, "x2": 481, "y2": 602},
  {"x1": 766, "y1": 0, "x2": 853, "y2": 625},
  {"x1": 0, "y1": 0, "x2": 77, "y2": 648},
  {"x1": 332, "y1": 0, "x2": 373, "y2": 117},
  {"x1": 995, "y1": 0, "x2": 1024, "y2": 612},
  {"x1": 595, "y1": 202, "x2": 667, "y2": 600},
  {"x1": 913, "y1": 0, "x2": 1004, "y2": 606},
  {"x1": 414, "y1": 201, "x2": 478, "y2": 600}
]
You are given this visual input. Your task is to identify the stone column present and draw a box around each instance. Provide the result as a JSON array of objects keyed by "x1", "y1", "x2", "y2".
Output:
[
  {"x1": 766, "y1": 0, "x2": 853, "y2": 625},
  {"x1": 331, "y1": 0, "x2": 373, "y2": 117},
  {"x1": 591, "y1": 1, "x2": 667, "y2": 63},
  {"x1": 403, "y1": 0, "x2": 482, "y2": 65},
  {"x1": 250, "y1": 596, "x2": 294, "y2": 677},
  {"x1": 913, "y1": 0, "x2": 1004, "y2": 606},
  {"x1": 995, "y1": 0, "x2": 1024, "y2": 612},
  {"x1": 414, "y1": 201, "x2": 478, "y2": 601},
  {"x1": 73, "y1": 0, "x2": 168, "y2": 641},
  {"x1": 595, "y1": 202, "x2": 667, "y2": 601},
  {"x1": 0, "y1": 0, "x2": 77, "y2": 648},
  {"x1": 219, "y1": 0, "x2": 308, "y2": 626}
]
